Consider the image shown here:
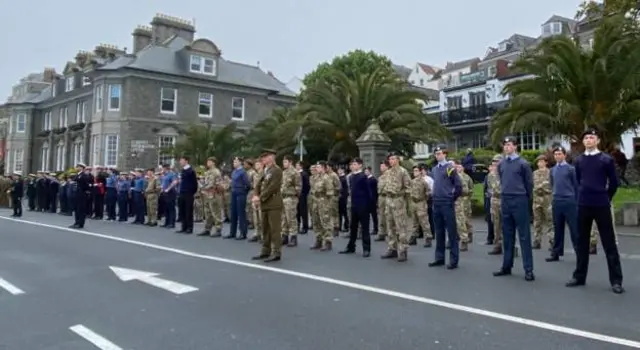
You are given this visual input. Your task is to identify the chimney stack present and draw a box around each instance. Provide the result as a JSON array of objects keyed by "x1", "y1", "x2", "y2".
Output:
[
  {"x1": 93, "y1": 43, "x2": 125, "y2": 60},
  {"x1": 43, "y1": 67, "x2": 56, "y2": 83},
  {"x1": 132, "y1": 25, "x2": 152, "y2": 53},
  {"x1": 150, "y1": 13, "x2": 196, "y2": 44}
]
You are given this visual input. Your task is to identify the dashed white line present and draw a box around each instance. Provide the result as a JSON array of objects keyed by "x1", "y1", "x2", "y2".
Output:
[
  {"x1": 3, "y1": 216, "x2": 640, "y2": 349},
  {"x1": 69, "y1": 324, "x2": 123, "y2": 350},
  {"x1": 0, "y1": 277, "x2": 25, "y2": 295}
]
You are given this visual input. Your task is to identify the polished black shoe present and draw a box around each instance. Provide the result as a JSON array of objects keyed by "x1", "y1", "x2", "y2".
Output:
[
  {"x1": 235, "y1": 235, "x2": 247, "y2": 241},
  {"x1": 545, "y1": 254, "x2": 560, "y2": 262},
  {"x1": 446, "y1": 264, "x2": 458, "y2": 270},
  {"x1": 611, "y1": 284, "x2": 625, "y2": 294},
  {"x1": 493, "y1": 268, "x2": 512, "y2": 277},
  {"x1": 339, "y1": 249, "x2": 355, "y2": 254},
  {"x1": 524, "y1": 272, "x2": 535, "y2": 281},
  {"x1": 223, "y1": 235, "x2": 236, "y2": 239},
  {"x1": 428, "y1": 260, "x2": 445, "y2": 267},
  {"x1": 565, "y1": 278, "x2": 586, "y2": 287},
  {"x1": 251, "y1": 254, "x2": 270, "y2": 260},
  {"x1": 196, "y1": 231, "x2": 211, "y2": 236},
  {"x1": 264, "y1": 255, "x2": 281, "y2": 263}
]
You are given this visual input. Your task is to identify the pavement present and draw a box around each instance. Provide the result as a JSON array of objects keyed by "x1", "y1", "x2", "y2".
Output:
[{"x1": 0, "y1": 210, "x2": 639, "y2": 350}]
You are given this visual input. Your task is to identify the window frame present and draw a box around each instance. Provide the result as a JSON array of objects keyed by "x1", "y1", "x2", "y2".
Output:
[
  {"x1": 95, "y1": 84, "x2": 104, "y2": 112},
  {"x1": 157, "y1": 135, "x2": 176, "y2": 167},
  {"x1": 41, "y1": 143, "x2": 49, "y2": 171},
  {"x1": 13, "y1": 149, "x2": 24, "y2": 173},
  {"x1": 104, "y1": 134, "x2": 119, "y2": 168},
  {"x1": 55, "y1": 141, "x2": 66, "y2": 171},
  {"x1": 43, "y1": 111, "x2": 51, "y2": 131},
  {"x1": 198, "y1": 92, "x2": 213, "y2": 118},
  {"x1": 231, "y1": 97, "x2": 245, "y2": 121},
  {"x1": 108, "y1": 84, "x2": 121, "y2": 111},
  {"x1": 189, "y1": 55, "x2": 216, "y2": 75},
  {"x1": 65, "y1": 76, "x2": 75, "y2": 92},
  {"x1": 160, "y1": 88, "x2": 178, "y2": 114},
  {"x1": 16, "y1": 114, "x2": 26, "y2": 133}
]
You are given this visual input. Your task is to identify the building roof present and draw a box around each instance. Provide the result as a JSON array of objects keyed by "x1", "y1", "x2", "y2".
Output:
[
  {"x1": 543, "y1": 15, "x2": 576, "y2": 26},
  {"x1": 441, "y1": 58, "x2": 480, "y2": 74},
  {"x1": 393, "y1": 64, "x2": 412, "y2": 79},
  {"x1": 417, "y1": 63, "x2": 439, "y2": 75},
  {"x1": 99, "y1": 36, "x2": 296, "y2": 97},
  {"x1": 484, "y1": 34, "x2": 537, "y2": 60}
]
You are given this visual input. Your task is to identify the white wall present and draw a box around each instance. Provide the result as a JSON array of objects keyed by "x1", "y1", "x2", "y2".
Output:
[{"x1": 407, "y1": 64, "x2": 434, "y2": 88}]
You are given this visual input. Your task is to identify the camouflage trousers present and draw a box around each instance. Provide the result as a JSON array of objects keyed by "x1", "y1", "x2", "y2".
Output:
[
  {"x1": 146, "y1": 195, "x2": 159, "y2": 224},
  {"x1": 533, "y1": 194, "x2": 553, "y2": 244},
  {"x1": 312, "y1": 197, "x2": 332, "y2": 244},
  {"x1": 194, "y1": 196, "x2": 204, "y2": 221},
  {"x1": 590, "y1": 205, "x2": 618, "y2": 247},
  {"x1": 246, "y1": 191, "x2": 254, "y2": 227},
  {"x1": 281, "y1": 196, "x2": 298, "y2": 237},
  {"x1": 203, "y1": 196, "x2": 223, "y2": 231},
  {"x1": 411, "y1": 200, "x2": 432, "y2": 240},
  {"x1": 490, "y1": 198, "x2": 502, "y2": 250},
  {"x1": 385, "y1": 196, "x2": 409, "y2": 253},
  {"x1": 377, "y1": 195, "x2": 387, "y2": 238},
  {"x1": 454, "y1": 198, "x2": 469, "y2": 243},
  {"x1": 308, "y1": 196, "x2": 314, "y2": 229},
  {"x1": 463, "y1": 197, "x2": 473, "y2": 237},
  {"x1": 331, "y1": 197, "x2": 339, "y2": 230},
  {"x1": 252, "y1": 203, "x2": 263, "y2": 239}
]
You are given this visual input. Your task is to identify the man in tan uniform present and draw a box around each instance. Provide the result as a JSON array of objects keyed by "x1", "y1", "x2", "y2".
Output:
[{"x1": 251, "y1": 149, "x2": 283, "y2": 262}]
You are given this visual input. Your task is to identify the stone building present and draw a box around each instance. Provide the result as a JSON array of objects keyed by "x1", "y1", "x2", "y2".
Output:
[{"x1": 2, "y1": 14, "x2": 296, "y2": 174}]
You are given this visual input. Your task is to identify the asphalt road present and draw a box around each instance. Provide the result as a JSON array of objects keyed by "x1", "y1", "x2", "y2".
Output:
[{"x1": 0, "y1": 210, "x2": 639, "y2": 350}]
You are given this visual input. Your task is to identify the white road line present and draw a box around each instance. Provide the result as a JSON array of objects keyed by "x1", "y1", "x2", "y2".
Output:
[
  {"x1": 3, "y1": 216, "x2": 639, "y2": 349},
  {"x1": 0, "y1": 277, "x2": 25, "y2": 295},
  {"x1": 69, "y1": 324, "x2": 123, "y2": 350}
]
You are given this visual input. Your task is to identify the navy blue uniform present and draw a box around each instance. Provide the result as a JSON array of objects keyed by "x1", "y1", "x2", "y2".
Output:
[
  {"x1": 74, "y1": 172, "x2": 91, "y2": 228},
  {"x1": 345, "y1": 171, "x2": 372, "y2": 253},
  {"x1": 11, "y1": 179, "x2": 23, "y2": 217},
  {"x1": 431, "y1": 161, "x2": 462, "y2": 267}
]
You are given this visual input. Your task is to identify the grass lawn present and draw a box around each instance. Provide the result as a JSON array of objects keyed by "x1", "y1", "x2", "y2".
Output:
[{"x1": 472, "y1": 183, "x2": 640, "y2": 210}]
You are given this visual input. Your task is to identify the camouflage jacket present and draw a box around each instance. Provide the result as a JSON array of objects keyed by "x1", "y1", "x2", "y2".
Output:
[
  {"x1": 281, "y1": 167, "x2": 301, "y2": 197},
  {"x1": 533, "y1": 168, "x2": 552, "y2": 196},
  {"x1": 381, "y1": 166, "x2": 410, "y2": 197},
  {"x1": 312, "y1": 173, "x2": 331, "y2": 198},
  {"x1": 201, "y1": 167, "x2": 223, "y2": 198},
  {"x1": 487, "y1": 172, "x2": 501, "y2": 199},
  {"x1": 409, "y1": 177, "x2": 430, "y2": 202},
  {"x1": 459, "y1": 171, "x2": 474, "y2": 198}
]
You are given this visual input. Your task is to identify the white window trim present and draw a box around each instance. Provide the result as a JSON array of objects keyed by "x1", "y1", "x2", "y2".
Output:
[
  {"x1": 96, "y1": 84, "x2": 103, "y2": 112},
  {"x1": 157, "y1": 136, "x2": 177, "y2": 167},
  {"x1": 198, "y1": 92, "x2": 213, "y2": 118},
  {"x1": 104, "y1": 134, "x2": 119, "y2": 168},
  {"x1": 13, "y1": 149, "x2": 24, "y2": 173},
  {"x1": 160, "y1": 88, "x2": 178, "y2": 115},
  {"x1": 108, "y1": 84, "x2": 121, "y2": 111},
  {"x1": 81, "y1": 101, "x2": 87, "y2": 123},
  {"x1": 76, "y1": 102, "x2": 82, "y2": 123},
  {"x1": 73, "y1": 140, "x2": 84, "y2": 166},
  {"x1": 43, "y1": 112, "x2": 51, "y2": 131},
  {"x1": 55, "y1": 142, "x2": 66, "y2": 171},
  {"x1": 16, "y1": 114, "x2": 26, "y2": 133},
  {"x1": 65, "y1": 76, "x2": 75, "y2": 92},
  {"x1": 52, "y1": 83, "x2": 57, "y2": 98},
  {"x1": 91, "y1": 135, "x2": 100, "y2": 166},
  {"x1": 41, "y1": 144, "x2": 49, "y2": 171},
  {"x1": 189, "y1": 55, "x2": 216, "y2": 76},
  {"x1": 231, "y1": 97, "x2": 245, "y2": 121}
]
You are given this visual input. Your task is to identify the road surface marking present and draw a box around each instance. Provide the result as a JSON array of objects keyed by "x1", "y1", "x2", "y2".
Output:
[
  {"x1": 109, "y1": 266, "x2": 198, "y2": 294},
  {"x1": 69, "y1": 324, "x2": 123, "y2": 350},
  {"x1": 3, "y1": 216, "x2": 639, "y2": 349},
  {"x1": 0, "y1": 277, "x2": 25, "y2": 295}
]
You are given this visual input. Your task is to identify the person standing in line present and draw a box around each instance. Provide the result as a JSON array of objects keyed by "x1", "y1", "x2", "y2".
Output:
[
  {"x1": 26, "y1": 174, "x2": 36, "y2": 211},
  {"x1": 374, "y1": 162, "x2": 389, "y2": 242},
  {"x1": 131, "y1": 170, "x2": 146, "y2": 224},
  {"x1": 380, "y1": 151, "x2": 412, "y2": 262},
  {"x1": 225, "y1": 157, "x2": 250, "y2": 240},
  {"x1": 339, "y1": 157, "x2": 372, "y2": 257},
  {"x1": 546, "y1": 146, "x2": 579, "y2": 262},
  {"x1": 420, "y1": 164, "x2": 436, "y2": 244},
  {"x1": 428, "y1": 146, "x2": 462, "y2": 269},
  {"x1": 161, "y1": 164, "x2": 178, "y2": 229},
  {"x1": 8, "y1": 172, "x2": 23, "y2": 217},
  {"x1": 249, "y1": 160, "x2": 265, "y2": 242},
  {"x1": 364, "y1": 167, "x2": 379, "y2": 239},
  {"x1": 487, "y1": 156, "x2": 503, "y2": 253},
  {"x1": 116, "y1": 173, "x2": 130, "y2": 222},
  {"x1": 296, "y1": 161, "x2": 310, "y2": 234},
  {"x1": 492, "y1": 136, "x2": 535, "y2": 282},
  {"x1": 176, "y1": 156, "x2": 197, "y2": 234},
  {"x1": 310, "y1": 161, "x2": 334, "y2": 251},
  {"x1": 281, "y1": 155, "x2": 301, "y2": 247},
  {"x1": 409, "y1": 165, "x2": 432, "y2": 248},
  {"x1": 483, "y1": 165, "x2": 495, "y2": 245},
  {"x1": 251, "y1": 149, "x2": 283, "y2": 262},
  {"x1": 199, "y1": 157, "x2": 224, "y2": 237},
  {"x1": 326, "y1": 165, "x2": 341, "y2": 237},
  {"x1": 453, "y1": 161, "x2": 473, "y2": 251},
  {"x1": 105, "y1": 168, "x2": 118, "y2": 221},
  {"x1": 532, "y1": 155, "x2": 553, "y2": 249},
  {"x1": 245, "y1": 159, "x2": 257, "y2": 230},
  {"x1": 71, "y1": 163, "x2": 91, "y2": 229},
  {"x1": 144, "y1": 169, "x2": 161, "y2": 227},
  {"x1": 566, "y1": 129, "x2": 624, "y2": 294}
]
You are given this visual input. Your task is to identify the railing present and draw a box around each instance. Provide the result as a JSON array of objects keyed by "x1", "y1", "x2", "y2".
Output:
[{"x1": 437, "y1": 101, "x2": 509, "y2": 126}]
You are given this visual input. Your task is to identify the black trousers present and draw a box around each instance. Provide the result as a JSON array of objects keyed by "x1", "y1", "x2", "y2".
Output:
[
  {"x1": 75, "y1": 193, "x2": 87, "y2": 228},
  {"x1": 94, "y1": 193, "x2": 104, "y2": 218},
  {"x1": 339, "y1": 196, "x2": 349, "y2": 229},
  {"x1": 573, "y1": 205, "x2": 623, "y2": 285},
  {"x1": 179, "y1": 193, "x2": 195, "y2": 231},
  {"x1": 370, "y1": 202, "x2": 378, "y2": 234},
  {"x1": 12, "y1": 197, "x2": 22, "y2": 216},
  {"x1": 296, "y1": 194, "x2": 308, "y2": 230},
  {"x1": 347, "y1": 205, "x2": 371, "y2": 252}
]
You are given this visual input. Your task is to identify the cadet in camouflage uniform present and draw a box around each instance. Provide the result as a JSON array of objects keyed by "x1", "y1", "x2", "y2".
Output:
[
  {"x1": 326, "y1": 165, "x2": 341, "y2": 237},
  {"x1": 281, "y1": 155, "x2": 302, "y2": 246},
  {"x1": 221, "y1": 173, "x2": 231, "y2": 222},
  {"x1": 199, "y1": 157, "x2": 223, "y2": 237},
  {"x1": 308, "y1": 165, "x2": 318, "y2": 229},
  {"x1": 532, "y1": 155, "x2": 553, "y2": 249},
  {"x1": 381, "y1": 152, "x2": 412, "y2": 262},
  {"x1": 144, "y1": 169, "x2": 161, "y2": 226},
  {"x1": 374, "y1": 161, "x2": 389, "y2": 241},
  {"x1": 454, "y1": 161, "x2": 474, "y2": 251},
  {"x1": 0, "y1": 176, "x2": 9, "y2": 207},
  {"x1": 488, "y1": 155, "x2": 504, "y2": 255},
  {"x1": 249, "y1": 160, "x2": 264, "y2": 242},
  {"x1": 310, "y1": 161, "x2": 333, "y2": 251},
  {"x1": 410, "y1": 166, "x2": 432, "y2": 247},
  {"x1": 194, "y1": 173, "x2": 205, "y2": 222},
  {"x1": 244, "y1": 159, "x2": 257, "y2": 230}
]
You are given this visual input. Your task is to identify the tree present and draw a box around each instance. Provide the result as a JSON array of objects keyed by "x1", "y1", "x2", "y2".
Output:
[
  {"x1": 298, "y1": 68, "x2": 449, "y2": 158},
  {"x1": 577, "y1": 0, "x2": 640, "y2": 20},
  {"x1": 170, "y1": 122, "x2": 245, "y2": 166},
  {"x1": 489, "y1": 14, "x2": 640, "y2": 152},
  {"x1": 244, "y1": 107, "x2": 300, "y2": 156},
  {"x1": 302, "y1": 50, "x2": 400, "y2": 92}
]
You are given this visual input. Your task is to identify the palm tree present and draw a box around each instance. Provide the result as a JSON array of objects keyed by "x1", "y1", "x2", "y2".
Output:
[
  {"x1": 490, "y1": 14, "x2": 640, "y2": 152},
  {"x1": 170, "y1": 122, "x2": 245, "y2": 166},
  {"x1": 297, "y1": 68, "x2": 449, "y2": 158},
  {"x1": 245, "y1": 107, "x2": 302, "y2": 157}
]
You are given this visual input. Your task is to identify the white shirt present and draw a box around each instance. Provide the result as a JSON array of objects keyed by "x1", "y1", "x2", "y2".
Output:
[
  {"x1": 423, "y1": 175, "x2": 434, "y2": 192},
  {"x1": 183, "y1": 164, "x2": 191, "y2": 170},
  {"x1": 584, "y1": 149, "x2": 601, "y2": 156}
]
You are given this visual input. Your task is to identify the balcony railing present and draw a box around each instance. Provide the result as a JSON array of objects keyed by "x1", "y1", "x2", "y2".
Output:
[{"x1": 437, "y1": 101, "x2": 509, "y2": 126}]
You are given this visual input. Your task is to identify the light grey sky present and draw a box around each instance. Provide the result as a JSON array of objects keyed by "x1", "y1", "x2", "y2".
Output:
[{"x1": 0, "y1": 0, "x2": 581, "y2": 98}]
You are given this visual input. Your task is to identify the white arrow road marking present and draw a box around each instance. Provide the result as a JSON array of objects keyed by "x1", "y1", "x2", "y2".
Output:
[
  {"x1": 109, "y1": 266, "x2": 198, "y2": 295},
  {"x1": 0, "y1": 277, "x2": 24, "y2": 295},
  {"x1": 69, "y1": 324, "x2": 123, "y2": 350}
]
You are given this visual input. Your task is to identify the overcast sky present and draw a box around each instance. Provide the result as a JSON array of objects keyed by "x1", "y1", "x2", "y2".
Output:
[{"x1": 0, "y1": 0, "x2": 581, "y2": 98}]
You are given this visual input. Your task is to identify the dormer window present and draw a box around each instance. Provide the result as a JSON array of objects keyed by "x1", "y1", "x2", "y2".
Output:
[
  {"x1": 189, "y1": 55, "x2": 216, "y2": 75},
  {"x1": 65, "y1": 76, "x2": 74, "y2": 92},
  {"x1": 499, "y1": 42, "x2": 509, "y2": 51},
  {"x1": 82, "y1": 76, "x2": 91, "y2": 87},
  {"x1": 543, "y1": 22, "x2": 562, "y2": 36}
]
